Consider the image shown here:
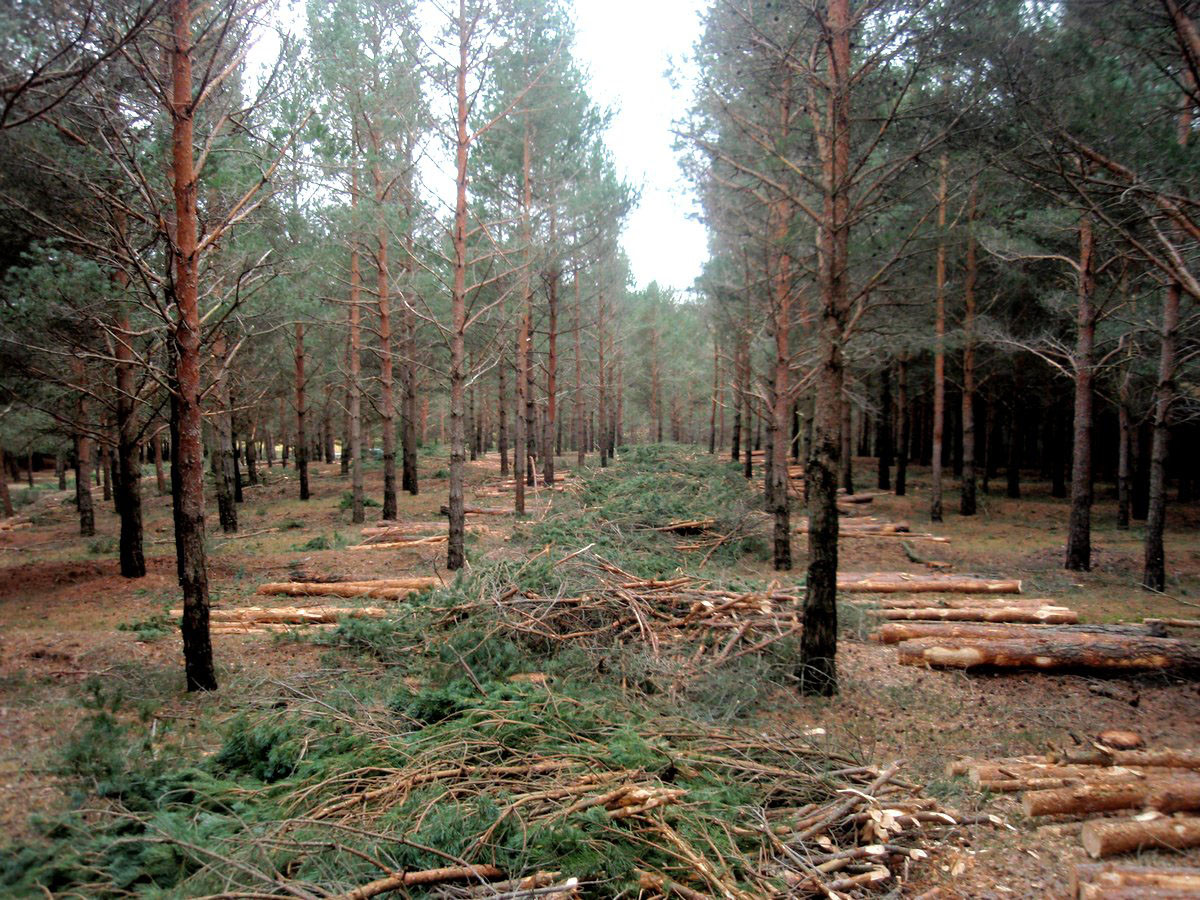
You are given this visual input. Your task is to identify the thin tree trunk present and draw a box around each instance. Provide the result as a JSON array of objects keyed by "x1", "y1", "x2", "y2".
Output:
[
  {"x1": 960, "y1": 182, "x2": 978, "y2": 516},
  {"x1": 800, "y1": 0, "x2": 850, "y2": 697},
  {"x1": 0, "y1": 449, "x2": 13, "y2": 518},
  {"x1": 498, "y1": 352, "x2": 509, "y2": 475},
  {"x1": 1143, "y1": 280, "x2": 1180, "y2": 591},
  {"x1": 211, "y1": 337, "x2": 237, "y2": 533},
  {"x1": 731, "y1": 343, "x2": 742, "y2": 462},
  {"x1": 114, "y1": 302, "x2": 145, "y2": 576},
  {"x1": 877, "y1": 365, "x2": 892, "y2": 491},
  {"x1": 896, "y1": 357, "x2": 908, "y2": 496},
  {"x1": 598, "y1": 288, "x2": 608, "y2": 468},
  {"x1": 1117, "y1": 368, "x2": 1132, "y2": 530},
  {"x1": 543, "y1": 213, "x2": 558, "y2": 484},
  {"x1": 348, "y1": 185, "x2": 364, "y2": 522},
  {"x1": 245, "y1": 422, "x2": 258, "y2": 485},
  {"x1": 709, "y1": 340, "x2": 719, "y2": 454},
  {"x1": 56, "y1": 452, "x2": 66, "y2": 491},
  {"x1": 573, "y1": 271, "x2": 584, "y2": 468},
  {"x1": 169, "y1": 0, "x2": 215, "y2": 691},
  {"x1": 446, "y1": 0, "x2": 470, "y2": 570},
  {"x1": 1066, "y1": 215, "x2": 1096, "y2": 571},
  {"x1": 930, "y1": 152, "x2": 948, "y2": 523},
  {"x1": 371, "y1": 150, "x2": 397, "y2": 520},
  {"x1": 295, "y1": 323, "x2": 309, "y2": 501}
]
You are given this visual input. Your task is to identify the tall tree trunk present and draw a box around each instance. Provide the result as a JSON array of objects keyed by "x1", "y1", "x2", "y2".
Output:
[
  {"x1": 295, "y1": 323, "x2": 309, "y2": 501},
  {"x1": 211, "y1": 337, "x2": 237, "y2": 533},
  {"x1": 0, "y1": 449, "x2": 14, "y2": 518},
  {"x1": 372, "y1": 151, "x2": 397, "y2": 520},
  {"x1": 100, "y1": 439, "x2": 112, "y2": 502},
  {"x1": 543, "y1": 214, "x2": 558, "y2": 484},
  {"x1": 877, "y1": 365, "x2": 892, "y2": 491},
  {"x1": 960, "y1": 182, "x2": 978, "y2": 516},
  {"x1": 930, "y1": 152, "x2": 948, "y2": 523},
  {"x1": 73, "y1": 365, "x2": 95, "y2": 534},
  {"x1": 769, "y1": 194, "x2": 792, "y2": 570},
  {"x1": 498, "y1": 352, "x2": 509, "y2": 475},
  {"x1": 169, "y1": 0, "x2": 215, "y2": 691},
  {"x1": 446, "y1": 0, "x2": 470, "y2": 569},
  {"x1": 840, "y1": 391, "x2": 854, "y2": 495},
  {"x1": 895, "y1": 358, "x2": 908, "y2": 496},
  {"x1": 598, "y1": 288, "x2": 608, "y2": 468},
  {"x1": 709, "y1": 341, "x2": 720, "y2": 454},
  {"x1": 515, "y1": 119, "x2": 532, "y2": 501},
  {"x1": 1117, "y1": 366, "x2": 1132, "y2": 530},
  {"x1": 245, "y1": 422, "x2": 258, "y2": 486},
  {"x1": 1143, "y1": 280, "x2": 1180, "y2": 592},
  {"x1": 349, "y1": 189, "x2": 364, "y2": 522},
  {"x1": 56, "y1": 452, "x2": 66, "y2": 491},
  {"x1": 1066, "y1": 215, "x2": 1096, "y2": 571},
  {"x1": 800, "y1": 0, "x2": 850, "y2": 697},
  {"x1": 573, "y1": 271, "x2": 585, "y2": 468},
  {"x1": 731, "y1": 343, "x2": 742, "y2": 462},
  {"x1": 114, "y1": 304, "x2": 145, "y2": 576}
]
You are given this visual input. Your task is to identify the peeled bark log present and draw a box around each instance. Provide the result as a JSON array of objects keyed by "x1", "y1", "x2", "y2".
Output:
[
  {"x1": 878, "y1": 596, "x2": 1054, "y2": 610},
  {"x1": 877, "y1": 622, "x2": 1151, "y2": 644},
  {"x1": 883, "y1": 607, "x2": 1078, "y2": 624},
  {"x1": 969, "y1": 762, "x2": 1186, "y2": 785},
  {"x1": 257, "y1": 578, "x2": 438, "y2": 598},
  {"x1": 173, "y1": 606, "x2": 388, "y2": 625},
  {"x1": 898, "y1": 635, "x2": 1200, "y2": 672},
  {"x1": 837, "y1": 573, "x2": 1022, "y2": 593},
  {"x1": 350, "y1": 537, "x2": 448, "y2": 550},
  {"x1": 1072, "y1": 863, "x2": 1200, "y2": 899},
  {"x1": 1023, "y1": 777, "x2": 1200, "y2": 817},
  {"x1": 1081, "y1": 815, "x2": 1200, "y2": 859},
  {"x1": 1056, "y1": 749, "x2": 1200, "y2": 770}
]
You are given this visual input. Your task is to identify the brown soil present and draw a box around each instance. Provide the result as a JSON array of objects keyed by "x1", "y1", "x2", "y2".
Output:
[{"x1": 1, "y1": 454, "x2": 1198, "y2": 896}]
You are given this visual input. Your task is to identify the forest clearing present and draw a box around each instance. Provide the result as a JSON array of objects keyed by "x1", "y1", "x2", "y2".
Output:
[{"x1": 2, "y1": 0, "x2": 1200, "y2": 897}]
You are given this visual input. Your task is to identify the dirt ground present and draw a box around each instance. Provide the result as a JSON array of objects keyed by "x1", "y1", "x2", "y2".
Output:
[{"x1": 1, "y1": 452, "x2": 1198, "y2": 897}]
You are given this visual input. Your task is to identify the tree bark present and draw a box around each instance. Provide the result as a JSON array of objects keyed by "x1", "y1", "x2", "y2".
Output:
[
  {"x1": 895, "y1": 356, "x2": 908, "y2": 496},
  {"x1": 799, "y1": 0, "x2": 851, "y2": 696},
  {"x1": 348, "y1": 157, "x2": 365, "y2": 524},
  {"x1": 498, "y1": 351, "x2": 509, "y2": 475},
  {"x1": 573, "y1": 271, "x2": 584, "y2": 468},
  {"x1": 0, "y1": 449, "x2": 13, "y2": 518},
  {"x1": 960, "y1": 184, "x2": 977, "y2": 516},
  {"x1": 1117, "y1": 366, "x2": 1132, "y2": 530},
  {"x1": 211, "y1": 336, "x2": 237, "y2": 533},
  {"x1": 295, "y1": 323, "x2": 309, "y2": 501},
  {"x1": 370, "y1": 144, "x2": 397, "y2": 520},
  {"x1": 877, "y1": 365, "x2": 892, "y2": 490},
  {"x1": 1066, "y1": 214, "x2": 1096, "y2": 571},
  {"x1": 543, "y1": 245, "x2": 558, "y2": 485},
  {"x1": 446, "y1": 0, "x2": 470, "y2": 570},
  {"x1": 930, "y1": 152, "x2": 948, "y2": 523},
  {"x1": 169, "y1": 0, "x2": 215, "y2": 691},
  {"x1": 1143, "y1": 280, "x2": 1180, "y2": 592}
]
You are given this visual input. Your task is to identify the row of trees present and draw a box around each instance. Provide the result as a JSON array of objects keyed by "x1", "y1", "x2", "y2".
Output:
[{"x1": 684, "y1": 0, "x2": 1199, "y2": 694}]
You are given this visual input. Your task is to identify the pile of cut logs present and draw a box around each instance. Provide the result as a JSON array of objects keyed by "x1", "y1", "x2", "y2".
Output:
[
  {"x1": 849, "y1": 573, "x2": 1200, "y2": 674},
  {"x1": 169, "y1": 605, "x2": 387, "y2": 634},
  {"x1": 352, "y1": 524, "x2": 449, "y2": 549},
  {"x1": 1071, "y1": 862, "x2": 1200, "y2": 898},
  {"x1": 950, "y1": 742, "x2": 1200, "y2": 870}
]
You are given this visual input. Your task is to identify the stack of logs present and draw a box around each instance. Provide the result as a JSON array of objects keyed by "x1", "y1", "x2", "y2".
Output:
[
  {"x1": 174, "y1": 577, "x2": 444, "y2": 635},
  {"x1": 846, "y1": 574, "x2": 1200, "y2": 673},
  {"x1": 1072, "y1": 863, "x2": 1200, "y2": 898},
  {"x1": 353, "y1": 524, "x2": 449, "y2": 549},
  {"x1": 949, "y1": 746, "x2": 1200, "y2": 862}
]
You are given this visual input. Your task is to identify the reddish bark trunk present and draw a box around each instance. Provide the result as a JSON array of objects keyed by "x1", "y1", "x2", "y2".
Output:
[
  {"x1": 960, "y1": 183, "x2": 977, "y2": 516},
  {"x1": 930, "y1": 152, "x2": 948, "y2": 523},
  {"x1": 169, "y1": 0, "x2": 215, "y2": 691},
  {"x1": 349, "y1": 157, "x2": 364, "y2": 523}
]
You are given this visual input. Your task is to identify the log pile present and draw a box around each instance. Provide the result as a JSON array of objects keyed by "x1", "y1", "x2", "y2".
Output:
[
  {"x1": 883, "y1": 605, "x2": 1078, "y2": 624},
  {"x1": 877, "y1": 622, "x2": 1156, "y2": 645},
  {"x1": 349, "y1": 534, "x2": 448, "y2": 549},
  {"x1": 1072, "y1": 863, "x2": 1200, "y2": 898},
  {"x1": 950, "y1": 744, "x2": 1200, "y2": 861},
  {"x1": 257, "y1": 577, "x2": 441, "y2": 599}
]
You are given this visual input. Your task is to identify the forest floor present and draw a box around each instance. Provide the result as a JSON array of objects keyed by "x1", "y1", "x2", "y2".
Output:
[{"x1": 1, "y1": 447, "x2": 1198, "y2": 898}]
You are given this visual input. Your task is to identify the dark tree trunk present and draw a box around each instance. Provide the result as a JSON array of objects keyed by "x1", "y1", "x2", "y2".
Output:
[
  {"x1": 295, "y1": 324, "x2": 309, "y2": 502},
  {"x1": 895, "y1": 357, "x2": 908, "y2": 497},
  {"x1": 1143, "y1": 281, "x2": 1180, "y2": 592},
  {"x1": 499, "y1": 351, "x2": 510, "y2": 475},
  {"x1": 1117, "y1": 374, "x2": 1132, "y2": 530},
  {"x1": 1066, "y1": 215, "x2": 1095, "y2": 571},
  {"x1": 0, "y1": 449, "x2": 13, "y2": 519},
  {"x1": 877, "y1": 364, "x2": 892, "y2": 491},
  {"x1": 840, "y1": 392, "x2": 854, "y2": 495},
  {"x1": 56, "y1": 453, "x2": 66, "y2": 491},
  {"x1": 1006, "y1": 403, "x2": 1021, "y2": 499}
]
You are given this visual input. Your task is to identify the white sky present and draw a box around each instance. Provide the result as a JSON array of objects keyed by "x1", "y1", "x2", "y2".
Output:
[
  {"x1": 253, "y1": 0, "x2": 710, "y2": 293},
  {"x1": 571, "y1": 0, "x2": 710, "y2": 293}
]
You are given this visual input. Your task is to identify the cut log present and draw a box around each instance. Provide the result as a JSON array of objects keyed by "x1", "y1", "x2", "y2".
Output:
[
  {"x1": 258, "y1": 578, "x2": 439, "y2": 598},
  {"x1": 349, "y1": 536, "x2": 448, "y2": 549},
  {"x1": 882, "y1": 607, "x2": 1078, "y2": 624},
  {"x1": 1055, "y1": 749, "x2": 1200, "y2": 770},
  {"x1": 1145, "y1": 618, "x2": 1200, "y2": 629},
  {"x1": 440, "y1": 504, "x2": 511, "y2": 516},
  {"x1": 879, "y1": 596, "x2": 1052, "y2": 610},
  {"x1": 945, "y1": 755, "x2": 1047, "y2": 777},
  {"x1": 897, "y1": 635, "x2": 1200, "y2": 672},
  {"x1": 1081, "y1": 814, "x2": 1200, "y2": 858},
  {"x1": 1072, "y1": 863, "x2": 1200, "y2": 899},
  {"x1": 1023, "y1": 777, "x2": 1200, "y2": 817},
  {"x1": 211, "y1": 622, "x2": 339, "y2": 635},
  {"x1": 1099, "y1": 731, "x2": 1146, "y2": 751},
  {"x1": 837, "y1": 573, "x2": 1022, "y2": 593},
  {"x1": 172, "y1": 606, "x2": 387, "y2": 625},
  {"x1": 361, "y1": 522, "x2": 446, "y2": 535},
  {"x1": 878, "y1": 623, "x2": 1152, "y2": 645}
]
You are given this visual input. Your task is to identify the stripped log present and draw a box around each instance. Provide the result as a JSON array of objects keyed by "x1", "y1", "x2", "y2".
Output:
[
  {"x1": 968, "y1": 761, "x2": 1186, "y2": 785},
  {"x1": 882, "y1": 607, "x2": 1078, "y2": 624},
  {"x1": 1023, "y1": 777, "x2": 1200, "y2": 817},
  {"x1": 837, "y1": 573, "x2": 1022, "y2": 593},
  {"x1": 211, "y1": 622, "x2": 340, "y2": 635},
  {"x1": 361, "y1": 522, "x2": 446, "y2": 535},
  {"x1": 1072, "y1": 863, "x2": 1200, "y2": 899},
  {"x1": 946, "y1": 755, "x2": 1046, "y2": 777},
  {"x1": 878, "y1": 596, "x2": 1052, "y2": 610},
  {"x1": 878, "y1": 623, "x2": 1151, "y2": 645},
  {"x1": 258, "y1": 578, "x2": 439, "y2": 598},
  {"x1": 172, "y1": 606, "x2": 387, "y2": 625},
  {"x1": 1055, "y1": 749, "x2": 1200, "y2": 770},
  {"x1": 440, "y1": 504, "x2": 511, "y2": 516},
  {"x1": 897, "y1": 635, "x2": 1200, "y2": 672},
  {"x1": 349, "y1": 535, "x2": 448, "y2": 549},
  {"x1": 1081, "y1": 815, "x2": 1200, "y2": 859}
]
